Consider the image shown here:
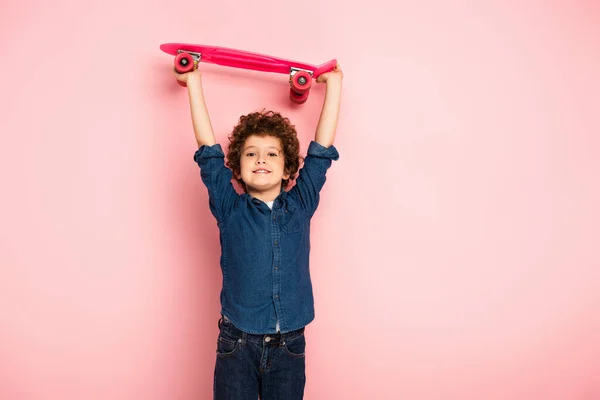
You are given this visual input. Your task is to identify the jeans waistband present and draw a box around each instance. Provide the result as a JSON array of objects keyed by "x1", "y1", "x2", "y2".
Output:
[{"x1": 218, "y1": 315, "x2": 305, "y2": 345}]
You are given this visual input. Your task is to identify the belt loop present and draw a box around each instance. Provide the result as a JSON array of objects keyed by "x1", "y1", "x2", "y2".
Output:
[
  {"x1": 218, "y1": 317, "x2": 222, "y2": 329},
  {"x1": 241, "y1": 331, "x2": 247, "y2": 346},
  {"x1": 280, "y1": 332, "x2": 286, "y2": 348}
]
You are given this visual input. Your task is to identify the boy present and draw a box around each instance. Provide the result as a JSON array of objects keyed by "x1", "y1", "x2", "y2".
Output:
[{"x1": 173, "y1": 60, "x2": 342, "y2": 399}]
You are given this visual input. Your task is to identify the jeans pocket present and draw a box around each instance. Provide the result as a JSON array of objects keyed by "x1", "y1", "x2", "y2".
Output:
[
  {"x1": 284, "y1": 333, "x2": 305, "y2": 358},
  {"x1": 216, "y1": 335, "x2": 240, "y2": 357}
]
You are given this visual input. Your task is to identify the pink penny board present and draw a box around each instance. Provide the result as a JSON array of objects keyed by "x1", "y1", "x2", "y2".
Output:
[{"x1": 160, "y1": 42, "x2": 337, "y2": 104}]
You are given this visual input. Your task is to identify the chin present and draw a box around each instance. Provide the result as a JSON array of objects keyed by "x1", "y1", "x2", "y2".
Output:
[{"x1": 247, "y1": 182, "x2": 279, "y2": 191}]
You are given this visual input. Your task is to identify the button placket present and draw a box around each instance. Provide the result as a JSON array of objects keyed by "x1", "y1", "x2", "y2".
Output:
[{"x1": 271, "y1": 206, "x2": 284, "y2": 331}]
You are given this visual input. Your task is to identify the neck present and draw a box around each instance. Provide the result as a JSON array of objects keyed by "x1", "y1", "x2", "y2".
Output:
[{"x1": 247, "y1": 187, "x2": 282, "y2": 203}]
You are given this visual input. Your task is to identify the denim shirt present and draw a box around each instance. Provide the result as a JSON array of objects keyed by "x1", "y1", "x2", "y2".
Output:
[{"x1": 193, "y1": 140, "x2": 339, "y2": 334}]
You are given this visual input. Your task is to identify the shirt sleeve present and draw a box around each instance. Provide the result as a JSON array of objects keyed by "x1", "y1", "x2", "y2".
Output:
[
  {"x1": 289, "y1": 141, "x2": 340, "y2": 218},
  {"x1": 193, "y1": 144, "x2": 240, "y2": 223}
]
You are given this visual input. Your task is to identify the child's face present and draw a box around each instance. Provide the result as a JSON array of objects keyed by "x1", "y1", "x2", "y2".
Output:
[{"x1": 238, "y1": 134, "x2": 290, "y2": 196}]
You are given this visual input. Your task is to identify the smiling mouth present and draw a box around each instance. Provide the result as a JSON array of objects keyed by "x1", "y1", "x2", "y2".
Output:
[{"x1": 253, "y1": 169, "x2": 271, "y2": 174}]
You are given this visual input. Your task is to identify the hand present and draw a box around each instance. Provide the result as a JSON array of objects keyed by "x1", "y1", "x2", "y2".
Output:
[
  {"x1": 172, "y1": 67, "x2": 202, "y2": 84},
  {"x1": 316, "y1": 63, "x2": 343, "y2": 84}
]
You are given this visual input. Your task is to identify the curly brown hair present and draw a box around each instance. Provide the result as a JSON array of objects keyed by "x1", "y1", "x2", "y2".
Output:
[{"x1": 226, "y1": 110, "x2": 303, "y2": 193}]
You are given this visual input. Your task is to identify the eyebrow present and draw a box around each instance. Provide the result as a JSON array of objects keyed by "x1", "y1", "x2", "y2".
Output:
[{"x1": 243, "y1": 146, "x2": 281, "y2": 152}]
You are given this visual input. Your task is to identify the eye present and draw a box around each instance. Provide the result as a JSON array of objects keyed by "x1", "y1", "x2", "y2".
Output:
[
  {"x1": 246, "y1": 152, "x2": 256, "y2": 157},
  {"x1": 268, "y1": 152, "x2": 278, "y2": 157}
]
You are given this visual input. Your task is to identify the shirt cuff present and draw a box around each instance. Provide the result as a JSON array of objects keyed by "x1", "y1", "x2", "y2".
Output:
[
  {"x1": 193, "y1": 144, "x2": 225, "y2": 163},
  {"x1": 306, "y1": 141, "x2": 340, "y2": 161}
]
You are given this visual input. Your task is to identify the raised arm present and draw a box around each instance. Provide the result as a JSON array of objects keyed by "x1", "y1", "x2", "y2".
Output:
[
  {"x1": 314, "y1": 64, "x2": 343, "y2": 148},
  {"x1": 173, "y1": 68, "x2": 240, "y2": 222},
  {"x1": 286, "y1": 64, "x2": 342, "y2": 217},
  {"x1": 173, "y1": 69, "x2": 217, "y2": 148}
]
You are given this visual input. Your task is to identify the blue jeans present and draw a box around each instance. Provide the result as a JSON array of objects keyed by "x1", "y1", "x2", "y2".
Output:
[{"x1": 214, "y1": 316, "x2": 306, "y2": 399}]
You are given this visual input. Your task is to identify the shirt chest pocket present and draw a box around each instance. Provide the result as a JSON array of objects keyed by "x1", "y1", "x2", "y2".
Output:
[{"x1": 279, "y1": 205, "x2": 303, "y2": 235}]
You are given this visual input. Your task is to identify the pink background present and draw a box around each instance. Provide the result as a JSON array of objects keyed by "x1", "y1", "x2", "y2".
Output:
[{"x1": 1, "y1": 0, "x2": 599, "y2": 399}]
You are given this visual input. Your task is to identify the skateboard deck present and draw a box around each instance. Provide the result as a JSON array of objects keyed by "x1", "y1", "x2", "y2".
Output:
[{"x1": 160, "y1": 43, "x2": 337, "y2": 104}]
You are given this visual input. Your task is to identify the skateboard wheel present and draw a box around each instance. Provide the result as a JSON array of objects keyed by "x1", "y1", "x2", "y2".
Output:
[
  {"x1": 289, "y1": 88, "x2": 309, "y2": 104},
  {"x1": 175, "y1": 52, "x2": 195, "y2": 74},
  {"x1": 290, "y1": 71, "x2": 312, "y2": 94}
]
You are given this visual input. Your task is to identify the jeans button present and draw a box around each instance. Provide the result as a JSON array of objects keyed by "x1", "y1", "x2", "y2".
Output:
[{"x1": 265, "y1": 336, "x2": 271, "y2": 342}]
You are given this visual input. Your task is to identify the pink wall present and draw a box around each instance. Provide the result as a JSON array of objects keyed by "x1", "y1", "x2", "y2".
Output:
[{"x1": 1, "y1": 0, "x2": 599, "y2": 399}]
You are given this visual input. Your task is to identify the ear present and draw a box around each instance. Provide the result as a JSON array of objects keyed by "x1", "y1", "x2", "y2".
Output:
[{"x1": 233, "y1": 168, "x2": 242, "y2": 180}]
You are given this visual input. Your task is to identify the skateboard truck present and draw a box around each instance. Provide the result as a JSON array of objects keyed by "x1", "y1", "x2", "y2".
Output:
[
  {"x1": 290, "y1": 67, "x2": 313, "y2": 81},
  {"x1": 176, "y1": 50, "x2": 202, "y2": 71}
]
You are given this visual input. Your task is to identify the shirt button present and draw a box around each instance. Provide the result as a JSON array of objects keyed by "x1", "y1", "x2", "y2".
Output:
[
  {"x1": 265, "y1": 336, "x2": 271, "y2": 342},
  {"x1": 275, "y1": 294, "x2": 279, "y2": 299},
  {"x1": 274, "y1": 241, "x2": 278, "y2": 245},
  {"x1": 275, "y1": 266, "x2": 279, "y2": 270}
]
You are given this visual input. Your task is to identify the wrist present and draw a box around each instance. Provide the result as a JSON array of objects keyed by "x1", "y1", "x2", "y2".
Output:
[
  {"x1": 187, "y1": 72, "x2": 202, "y2": 85},
  {"x1": 325, "y1": 78, "x2": 342, "y2": 93},
  {"x1": 326, "y1": 76, "x2": 342, "y2": 86}
]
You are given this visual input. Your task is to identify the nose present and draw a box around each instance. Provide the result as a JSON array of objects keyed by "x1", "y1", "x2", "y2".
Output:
[{"x1": 256, "y1": 157, "x2": 266, "y2": 164}]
